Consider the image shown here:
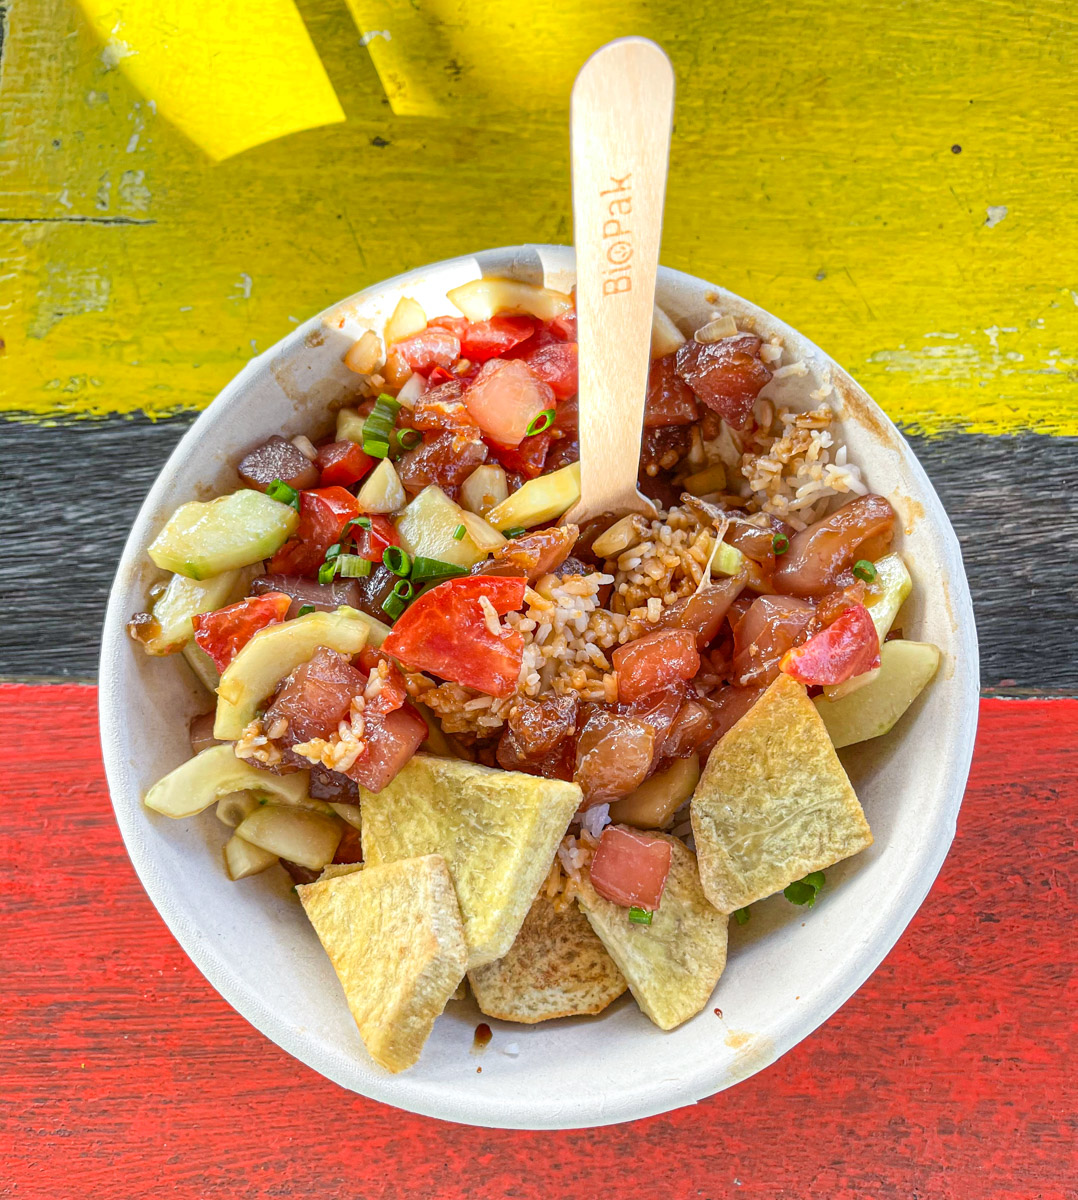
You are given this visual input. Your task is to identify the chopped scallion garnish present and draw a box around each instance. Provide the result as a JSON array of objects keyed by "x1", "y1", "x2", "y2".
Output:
[
  {"x1": 525, "y1": 408, "x2": 556, "y2": 437},
  {"x1": 338, "y1": 554, "x2": 372, "y2": 578},
  {"x1": 266, "y1": 478, "x2": 300, "y2": 511},
  {"x1": 381, "y1": 578, "x2": 414, "y2": 620},
  {"x1": 297, "y1": 604, "x2": 316, "y2": 617},
  {"x1": 397, "y1": 427, "x2": 422, "y2": 451},
  {"x1": 324, "y1": 542, "x2": 342, "y2": 561},
  {"x1": 772, "y1": 532, "x2": 789, "y2": 555},
  {"x1": 853, "y1": 559, "x2": 877, "y2": 584},
  {"x1": 783, "y1": 871, "x2": 826, "y2": 907},
  {"x1": 628, "y1": 907, "x2": 653, "y2": 926},
  {"x1": 411, "y1": 556, "x2": 468, "y2": 584},
  {"x1": 361, "y1": 395, "x2": 402, "y2": 459},
  {"x1": 452, "y1": 524, "x2": 466, "y2": 541},
  {"x1": 317, "y1": 559, "x2": 338, "y2": 585},
  {"x1": 382, "y1": 545, "x2": 411, "y2": 576},
  {"x1": 734, "y1": 907, "x2": 751, "y2": 926},
  {"x1": 503, "y1": 526, "x2": 527, "y2": 539}
]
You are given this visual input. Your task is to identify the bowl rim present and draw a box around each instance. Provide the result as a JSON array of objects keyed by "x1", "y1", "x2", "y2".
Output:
[{"x1": 99, "y1": 244, "x2": 980, "y2": 1128}]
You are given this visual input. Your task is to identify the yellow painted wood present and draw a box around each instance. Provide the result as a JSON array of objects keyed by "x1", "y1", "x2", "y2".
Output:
[
  {"x1": 72, "y1": 0, "x2": 344, "y2": 161},
  {"x1": 2, "y1": 0, "x2": 1077, "y2": 435}
]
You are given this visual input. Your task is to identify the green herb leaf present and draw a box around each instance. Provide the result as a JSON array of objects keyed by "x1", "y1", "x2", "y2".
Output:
[
  {"x1": 266, "y1": 478, "x2": 300, "y2": 511},
  {"x1": 783, "y1": 871, "x2": 826, "y2": 907},
  {"x1": 628, "y1": 906, "x2": 653, "y2": 926},
  {"x1": 734, "y1": 907, "x2": 751, "y2": 926}
]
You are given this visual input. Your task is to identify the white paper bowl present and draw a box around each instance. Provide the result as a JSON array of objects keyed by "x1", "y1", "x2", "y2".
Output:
[{"x1": 100, "y1": 244, "x2": 979, "y2": 1129}]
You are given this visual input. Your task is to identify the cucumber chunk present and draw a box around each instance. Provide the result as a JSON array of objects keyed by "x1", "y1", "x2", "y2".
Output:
[
  {"x1": 148, "y1": 490, "x2": 298, "y2": 580},
  {"x1": 395, "y1": 485, "x2": 494, "y2": 568},
  {"x1": 224, "y1": 834, "x2": 279, "y2": 880},
  {"x1": 144, "y1": 743, "x2": 310, "y2": 818},
  {"x1": 213, "y1": 606, "x2": 370, "y2": 739},
  {"x1": 236, "y1": 805, "x2": 343, "y2": 870},
  {"x1": 814, "y1": 639, "x2": 941, "y2": 748},
  {"x1": 142, "y1": 565, "x2": 259, "y2": 654}
]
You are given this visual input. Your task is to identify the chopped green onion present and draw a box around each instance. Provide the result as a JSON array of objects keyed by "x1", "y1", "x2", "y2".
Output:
[
  {"x1": 324, "y1": 542, "x2": 342, "y2": 561},
  {"x1": 411, "y1": 556, "x2": 468, "y2": 584},
  {"x1": 317, "y1": 559, "x2": 338, "y2": 585},
  {"x1": 266, "y1": 478, "x2": 300, "y2": 511},
  {"x1": 525, "y1": 408, "x2": 556, "y2": 437},
  {"x1": 297, "y1": 604, "x2": 316, "y2": 617},
  {"x1": 628, "y1": 907, "x2": 653, "y2": 926},
  {"x1": 734, "y1": 907, "x2": 751, "y2": 926},
  {"x1": 381, "y1": 578, "x2": 414, "y2": 621},
  {"x1": 361, "y1": 395, "x2": 402, "y2": 459},
  {"x1": 338, "y1": 554, "x2": 372, "y2": 578},
  {"x1": 452, "y1": 524, "x2": 466, "y2": 541},
  {"x1": 382, "y1": 545, "x2": 411, "y2": 576},
  {"x1": 783, "y1": 871, "x2": 826, "y2": 908},
  {"x1": 376, "y1": 393, "x2": 402, "y2": 417},
  {"x1": 503, "y1": 526, "x2": 527, "y2": 539},
  {"x1": 772, "y1": 532, "x2": 789, "y2": 555},
  {"x1": 853, "y1": 559, "x2": 877, "y2": 584},
  {"x1": 397, "y1": 427, "x2": 422, "y2": 451}
]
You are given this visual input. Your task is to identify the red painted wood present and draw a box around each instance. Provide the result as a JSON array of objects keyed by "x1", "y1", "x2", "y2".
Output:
[{"x1": 1, "y1": 685, "x2": 1075, "y2": 1199}]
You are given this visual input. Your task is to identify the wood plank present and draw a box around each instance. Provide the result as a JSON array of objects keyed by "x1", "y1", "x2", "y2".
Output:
[
  {"x1": 1, "y1": 414, "x2": 1073, "y2": 692},
  {"x1": 1, "y1": 684, "x2": 1074, "y2": 1196},
  {"x1": 2, "y1": 0, "x2": 1078, "y2": 434}
]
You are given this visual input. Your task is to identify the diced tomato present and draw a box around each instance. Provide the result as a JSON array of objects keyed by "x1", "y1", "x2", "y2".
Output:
[
  {"x1": 459, "y1": 314, "x2": 538, "y2": 362},
  {"x1": 463, "y1": 358, "x2": 555, "y2": 447},
  {"x1": 350, "y1": 513, "x2": 401, "y2": 563},
  {"x1": 392, "y1": 329, "x2": 461, "y2": 374},
  {"x1": 346, "y1": 701, "x2": 428, "y2": 792},
  {"x1": 612, "y1": 629, "x2": 701, "y2": 704},
  {"x1": 268, "y1": 487, "x2": 359, "y2": 577},
  {"x1": 427, "y1": 315, "x2": 469, "y2": 340},
  {"x1": 316, "y1": 440, "x2": 374, "y2": 487},
  {"x1": 589, "y1": 825, "x2": 672, "y2": 910},
  {"x1": 483, "y1": 430, "x2": 552, "y2": 479},
  {"x1": 381, "y1": 576, "x2": 527, "y2": 698},
  {"x1": 192, "y1": 592, "x2": 291, "y2": 672},
  {"x1": 548, "y1": 311, "x2": 577, "y2": 341},
  {"x1": 780, "y1": 603, "x2": 880, "y2": 685}
]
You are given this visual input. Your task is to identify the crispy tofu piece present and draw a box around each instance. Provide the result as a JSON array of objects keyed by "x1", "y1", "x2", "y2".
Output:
[
  {"x1": 691, "y1": 673, "x2": 873, "y2": 914},
  {"x1": 297, "y1": 855, "x2": 466, "y2": 1073},
  {"x1": 468, "y1": 895, "x2": 627, "y2": 1024},
  {"x1": 575, "y1": 836, "x2": 728, "y2": 1031},
  {"x1": 360, "y1": 755, "x2": 581, "y2": 968}
]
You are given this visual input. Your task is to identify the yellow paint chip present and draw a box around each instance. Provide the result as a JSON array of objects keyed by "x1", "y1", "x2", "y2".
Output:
[{"x1": 74, "y1": 0, "x2": 345, "y2": 161}]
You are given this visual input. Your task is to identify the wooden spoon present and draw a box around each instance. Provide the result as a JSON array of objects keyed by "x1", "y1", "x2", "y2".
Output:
[{"x1": 563, "y1": 37, "x2": 675, "y2": 528}]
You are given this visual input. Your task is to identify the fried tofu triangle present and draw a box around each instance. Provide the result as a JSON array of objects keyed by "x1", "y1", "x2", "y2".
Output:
[
  {"x1": 360, "y1": 755, "x2": 581, "y2": 969},
  {"x1": 297, "y1": 855, "x2": 466, "y2": 1074},
  {"x1": 576, "y1": 836, "x2": 728, "y2": 1031},
  {"x1": 469, "y1": 896, "x2": 627, "y2": 1024},
  {"x1": 691, "y1": 673, "x2": 873, "y2": 914}
]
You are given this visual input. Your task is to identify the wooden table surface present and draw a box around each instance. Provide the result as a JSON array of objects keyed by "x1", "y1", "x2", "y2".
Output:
[{"x1": 2, "y1": 2, "x2": 1075, "y2": 1196}]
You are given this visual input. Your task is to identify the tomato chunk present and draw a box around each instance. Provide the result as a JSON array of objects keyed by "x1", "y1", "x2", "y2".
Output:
[
  {"x1": 589, "y1": 825, "x2": 672, "y2": 910},
  {"x1": 268, "y1": 486, "x2": 359, "y2": 577},
  {"x1": 350, "y1": 513, "x2": 401, "y2": 562},
  {"x1": 317, "y1": 440, "x2": 374, "y2": 487},
  {"x1": 612, "y1": 629, "x2": 701, "y2": 704},
  {"x1": 192, "y1": 592, "x2": 291, "y2": 672},
  {"x1": 780, "y1": 603, "x2": 880, "y2": 685},
  {"x1": 381, "y1": 576, "x2": 527, "y2": 698},
  {"x1": 548, "y1": 311, "x2": 577, "y2": 341}
]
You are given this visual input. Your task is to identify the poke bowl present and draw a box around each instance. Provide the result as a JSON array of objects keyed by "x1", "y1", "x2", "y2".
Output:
[{"x1": 99, "y1": 243, "x2": 979, "y2": 1129}]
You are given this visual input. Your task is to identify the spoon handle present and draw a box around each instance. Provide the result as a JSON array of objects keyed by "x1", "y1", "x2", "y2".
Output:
[{"x1": 566, "y1": 37, "x2": 675, "y2": 526}]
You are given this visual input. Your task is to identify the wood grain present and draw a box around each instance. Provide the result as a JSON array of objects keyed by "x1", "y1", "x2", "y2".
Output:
[
  {"x1": 567, "y1": 38, "x2": 672, "y2": 524},
  {"x1": 1, "y1": 684, "x2": 1074, "y2": 1197},
  {"x1": 1, "y1": 415, "x2": 1073, "y2": 692},
  {"x1": 2, "y1": 0, "x2": 1078, "y2": 434}
]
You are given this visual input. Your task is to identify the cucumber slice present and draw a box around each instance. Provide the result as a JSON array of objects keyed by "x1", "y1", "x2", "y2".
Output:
[
  {"x1": 142, "y1": 565, "x2": 259, "y2": 654},
  {"x1": 213, "y1": 606, "x2": 370, "y2": 739},
  {"x1": 215, "y1": 790, "x2": 261, "y2": 828},
  {"x1": 395, "y1": 485, "x2": 492, "y2": 568},
  {"x1": 224, "y1": 833, "x2": 279, "y2": 880},
  {"x1": 814, "y1": 639, "x2": 941, "y2": 748},
  {"x1": 182, "y1": 641, "x2": 221, "y2": 695},
  {"x1": 236, "y1": 805, "x2": 342, "y2": 870},
  {"x1": 485, "y1": 462, "x2": 581, "y2": 531},
  {"x1": 864, "y1": 553, "x2": 912, "y2": 641},
  {"x1": 144, "y1": 743, "x2": 309, "y2": 818},
  {"x1": 148, "y1": 489, "x2": 298, "y2": 580}
]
